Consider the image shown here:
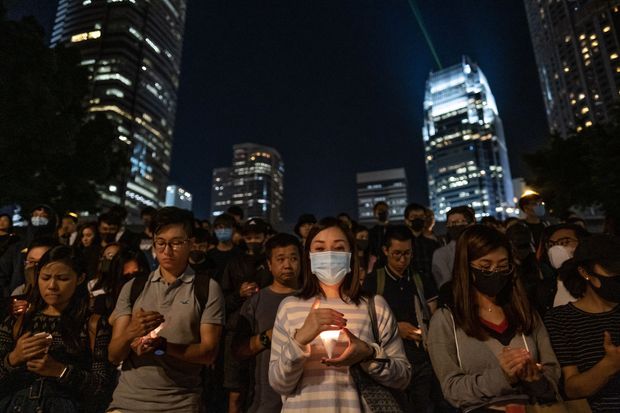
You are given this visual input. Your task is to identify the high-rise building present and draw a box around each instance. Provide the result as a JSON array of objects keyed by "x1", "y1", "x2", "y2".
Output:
[
  {"x1": 165, "y1": 185, "x2": 192, "y2": 210},
  {"x1": 356, "y1": 168, "x2": 408, "y2": 224},
  {"x1": 50, "y1": 0, "x2": 187, "y2": 215},
  {"x1": 211, "y1": 167, "x2": 234, "y2": 217},
  {"x1": 524, "y1": 0, "x2": 620, "y2": 137},
  {"x1": 422, "y1": 56, "x2": 515, "y2": 220},
  {"x1": 210, "y1": 143, "x2": 284, "y2": 224}
]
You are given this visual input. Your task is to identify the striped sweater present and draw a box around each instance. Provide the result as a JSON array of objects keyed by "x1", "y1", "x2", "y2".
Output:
[{"x1": 268, "y1": 295, "x2": 411, "y2": 412}]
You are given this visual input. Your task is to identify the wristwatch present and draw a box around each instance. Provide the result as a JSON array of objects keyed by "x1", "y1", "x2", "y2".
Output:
[{"x1": 259, "y1": 330, "x2": 271, "y2": 349}]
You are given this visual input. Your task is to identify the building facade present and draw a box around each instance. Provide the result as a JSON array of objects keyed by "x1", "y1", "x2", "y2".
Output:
[
  {"x1": 524, "y1": 0, "x2": 620, "y2": 137},
  {"x1": 211, "y1": 143, "x2": 284, "y2": 224},
  {"x1": 422, "y1": 56, "x2": 515, "y2": 220},
  {"x1": 51, "y1": 0, "x2": 187, "y2": 215},
  {"x1": 356, "y1": 168, "x2": 408, "y2": 224},
  {"x1": 165, "y1": 185, "x2": 192, "y2": 210}
]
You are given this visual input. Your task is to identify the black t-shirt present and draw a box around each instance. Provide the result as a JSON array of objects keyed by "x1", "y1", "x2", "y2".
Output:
[
  {"x1": 205, "y1": 247, "x2": 239, "y2": 284},
  {"x1": 364, "y1": 266, "x2": 429, "y2": 364},
  {"x1": 545, "y1": 303, "x2": 620, "y2": 413},
  {"x1": 526, "y1": 221, "x2": 546, "y2": 247}
]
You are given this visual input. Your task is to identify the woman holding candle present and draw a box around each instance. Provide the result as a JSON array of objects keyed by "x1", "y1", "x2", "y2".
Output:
[
  {"x1": 268, "y1": 217, "x2": 410, "y2": 412},
  {"x1": 427, "y1": 225, "x2": 561, "y2": 411}
]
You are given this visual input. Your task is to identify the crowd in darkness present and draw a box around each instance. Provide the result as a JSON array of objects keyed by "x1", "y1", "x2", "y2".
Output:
[{"x1": 0, "y1": 192, "x2": 618, "y2": 413}]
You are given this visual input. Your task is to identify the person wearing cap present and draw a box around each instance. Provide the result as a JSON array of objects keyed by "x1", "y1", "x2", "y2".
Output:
[
  {"x1": 544, "y1": 234, "x2": 620, "y2": 413},
  {"x1": 518, "y1": 191, "x2": 547, "y2": 247},
  {"x1": 294, "y1": 214, "x2": 316, "y2": 247},
  {"x1": 221, "y1": 218, "x2": 273, "y2": 413}
]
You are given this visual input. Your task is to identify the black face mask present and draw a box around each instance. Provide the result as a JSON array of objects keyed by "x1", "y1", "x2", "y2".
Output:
[
  {"x1": 356, "y1": 239, "x2": 369, "y2": 251},
  {"x1": 590, "y1": 273, "x2": 620, "y2": 303},
  {"x1": 377, "y1": 211, "x2": 388, "y2": 223},
  {"x1": 471, "y1": 267, "x2": 514, "y2": 298},
  {"x1": 408, "y1": 218, "x2": 425, "y2": 232},
  {"x1": 189, "y1": 250, "x2": 206, "y2": 265},
  {"x1": 447, "y1": 225, "x2": 468, "y2": 242},
  {"x1": 246, "y1": 242, "x2": 263, "y2": 255},
  {"x1": 102, "y1": 233, "x2": 116, "y2": 243}
]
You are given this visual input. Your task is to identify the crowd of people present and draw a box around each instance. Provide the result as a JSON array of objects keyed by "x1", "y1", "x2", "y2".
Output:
[{"x1": 0, "y1": 192, "x2": 617, "y2": 413}]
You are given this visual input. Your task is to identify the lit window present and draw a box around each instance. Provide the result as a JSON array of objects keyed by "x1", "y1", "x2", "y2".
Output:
[
  {"x1": 564, "y1": 35, "x2": 571, "y2": 43},
  {"x1": 94, "y1": 73, "x2": 132, "y2": 86},
  {"x1": 582, "y1": 47, "x2": 588, "y2": 54},
  {"x1": 585, "y1": 120, "x2": 593, "y2": 127},
  {"x1": 105, "y1": 88, "x2": 124, "y2": 98},
  {"x1": 590, "y1": 34, "x2": 597, "y2": 40},
  {"x1": 581, "y1": 107, "x2": 589, "y2": 114},
  {"x1": 579, "y1": 93, "x2": 586, "y2": 100},
  {"x1": 129, "y1": 27, "x2": 143, "y2": 41},
  {"x1": 145, "y1": 38, "x2": 160, "y2": 54},
  {"x1": 577, "y1": 126, "x2": 583, "y2": 132},
  {"x1": 579, "y1": 34, "x2": 586, "y2": 40},
  {"x1": 564, "y1": 67, "x2": 570, "y2": 73},
  {"x1": 603, "y1": 26, "x2": 611, "y2": 33},
  {"x1": 611, "y1": 53, "x2": 619, "y2": 60},
  {"x1": 592, "y1": 40, "x2": 599, "y2": 47},
  {"x1": 71, "y1": 30, "x2": 101, "y2": 43}
]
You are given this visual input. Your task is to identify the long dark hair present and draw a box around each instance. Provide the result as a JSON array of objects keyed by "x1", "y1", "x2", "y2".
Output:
[
  {"x1": 23, "y1": 245, "x2": 89, "y2": 353},
  {"x1": 452, "y1": 225, "x2": 534, "y2": 340},
  {"x1": 76, "y1": 221, "x2": 101, "y2": 249},
  {"x1": 297, "y1": 217, "x2": 368, "y2": 305},
  {"x1": 93, "y1": 249, "x2": 150, "y2": 300}
]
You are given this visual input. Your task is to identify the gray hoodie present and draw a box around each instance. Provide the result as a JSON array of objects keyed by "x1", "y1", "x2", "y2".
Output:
[{"x1": 427, "y1": 307, "x2": 561, "y2": 410}]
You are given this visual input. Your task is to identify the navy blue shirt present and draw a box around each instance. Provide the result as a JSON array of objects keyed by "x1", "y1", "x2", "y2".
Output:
[{"x1": 364, "y1": 266, "x2": 430, "y2": 364}]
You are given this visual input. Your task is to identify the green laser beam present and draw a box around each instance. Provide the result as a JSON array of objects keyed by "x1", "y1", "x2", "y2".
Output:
[{"x1": 407, "y1": 0, "x2": 442, "y2": 70}]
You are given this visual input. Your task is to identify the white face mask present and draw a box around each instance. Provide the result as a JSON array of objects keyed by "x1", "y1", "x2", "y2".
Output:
[
  {"x1": 310, "y1": 251, "x2": 351, "y2": 286},
  {"x1": 548, "y1": 245, "x2": 576, "y2": 269}
]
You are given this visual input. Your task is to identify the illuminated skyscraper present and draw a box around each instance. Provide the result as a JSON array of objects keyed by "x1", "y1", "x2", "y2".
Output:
[
  {"x1": 165, "y1": 185, "x2": 192, "y2": 210},
  {"x1": 50, "y1": 0, "x2": 187, "y2": 215},
  {"x1": 422, "y1": 56, "x2": 515, "y2": 220},
  {"x1": 356, "y1": 168, "x2": 408, "y2": 224},
  {"x1": 524, "y1": 0, "x2": 620, "y2": 137},
  {"x1": 211, "y1": 143, "x2": 284, "y2": 224}
]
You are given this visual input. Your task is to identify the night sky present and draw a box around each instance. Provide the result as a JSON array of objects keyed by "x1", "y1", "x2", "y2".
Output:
[{"x1": 7, "y1": 1, "x2": 549, "y2": 223}]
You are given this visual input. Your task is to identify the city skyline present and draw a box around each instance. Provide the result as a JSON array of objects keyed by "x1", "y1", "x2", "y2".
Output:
[{"x1": 8, "y1": 1, "x2": 551, "y2": 222}]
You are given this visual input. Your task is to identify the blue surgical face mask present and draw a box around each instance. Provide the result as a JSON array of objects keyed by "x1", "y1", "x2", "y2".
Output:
[
  {"x1": 310, "y1": 251, "x2": 352, "y2": 286},
  {"x1": 31, "y1": 216, "x2": 49, "y2": 227},
  {"x1": 215, "y1": 228, "x2": 233, "y2": 242},
  {"x1": 533, "y1": 204, "x2": 546, "y2": 217}
]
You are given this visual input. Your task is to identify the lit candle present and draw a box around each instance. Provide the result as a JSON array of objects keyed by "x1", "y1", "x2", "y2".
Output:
[{"x1": 319, "y1": 330, "x2": 341, "y2": 358}]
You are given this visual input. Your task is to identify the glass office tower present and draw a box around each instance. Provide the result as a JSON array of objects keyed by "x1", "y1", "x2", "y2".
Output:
[
  {"x1": 51, "y1": 0, "x2": 187, "y2": 216},
  {"x1": 422, "y1": 56, "x2": 515, "y2": 220},
  {"x1": 524, "y1": 0, "x2": 620, "y2": 137}
]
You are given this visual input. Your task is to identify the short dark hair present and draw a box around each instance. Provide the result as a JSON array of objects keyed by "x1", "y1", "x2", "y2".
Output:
[
  {"x1": 98, "y1": 212, "x2": 122, "y2": 226},
  {"x1": 373, "y1": 201, "x2": 388, "y2": 211},
  {"x1": 265, "y1": 233, "x2": 302, "y2": 260},
  {"x1": 447, "y1": 206, "x2": 476, "y2": 224},
  {"x1": 404, "y1": 203, "x2": 426, "y2": 219},
  {"x1": 353, "y1": 224, "x2": 369, "y2": 235},
  {"x1": 226, "y1": 205, "x2": 244, "y2": 220},
  {"x1": 108, "y1": 205, "x2": 128, "y2": 221},
  {"x1": 383, "y1": 225, "x2": 413, "y2": 248},
  {"x1": 192, "y1": 227, "x2": 210, "y2": 243},
  {"x1": 213, "y1": 213, "x2": 236, "y2": 228},
  {"x1": 140, "y1": 206, "x2": 157, "y2": 218},
  {"x1": 27, "y1": 236, "x2": 59, "y2": 252},
  {"x1": 151, "y1": 207, "x2": 194, "y2": 238}
]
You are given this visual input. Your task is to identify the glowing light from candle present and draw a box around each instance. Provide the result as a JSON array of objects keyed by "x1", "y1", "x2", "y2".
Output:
[{"x1": 319, "y1": 330, "x2": 341, "y2": 358}]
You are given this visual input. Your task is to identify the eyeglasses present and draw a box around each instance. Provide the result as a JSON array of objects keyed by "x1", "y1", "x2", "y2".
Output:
[
  {"x1": 153, "y1": 238, "x2": 189, "y2": 251},
  {"x1": 447, "y1": 221, "x2": 469, "y2": 227},
  {"x1": 389, "y1": 250, "x2": 412, "y2": 260},
  {"x1": 470, "y1": 264, "x2": 514, "y2": 276},
  {"x1": 547, "y1": 237, "x2": 578, "y2": 248}
]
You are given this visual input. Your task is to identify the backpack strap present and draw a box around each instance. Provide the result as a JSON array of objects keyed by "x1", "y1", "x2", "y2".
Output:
[
  {"x1": 193, "y1": 273, "x2": 211, "y2": 311},
  {"x1": 376, "y1": 268, "x2": 386, "y2": 296},
  {"x1": 367, "y1": 294, "x2": 380, "y2": 345},
  {"x1": 129, "y1": 273, "x2": 149, "y2": 308}
]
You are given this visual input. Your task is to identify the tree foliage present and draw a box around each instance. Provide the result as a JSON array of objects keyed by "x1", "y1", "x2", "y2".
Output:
[
  {"x1": 0, "y1": 10, "x2": 127, "y2": 214},
  {"x1": 524, "y1": 109, "x2": 620, "y2": 223}
]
